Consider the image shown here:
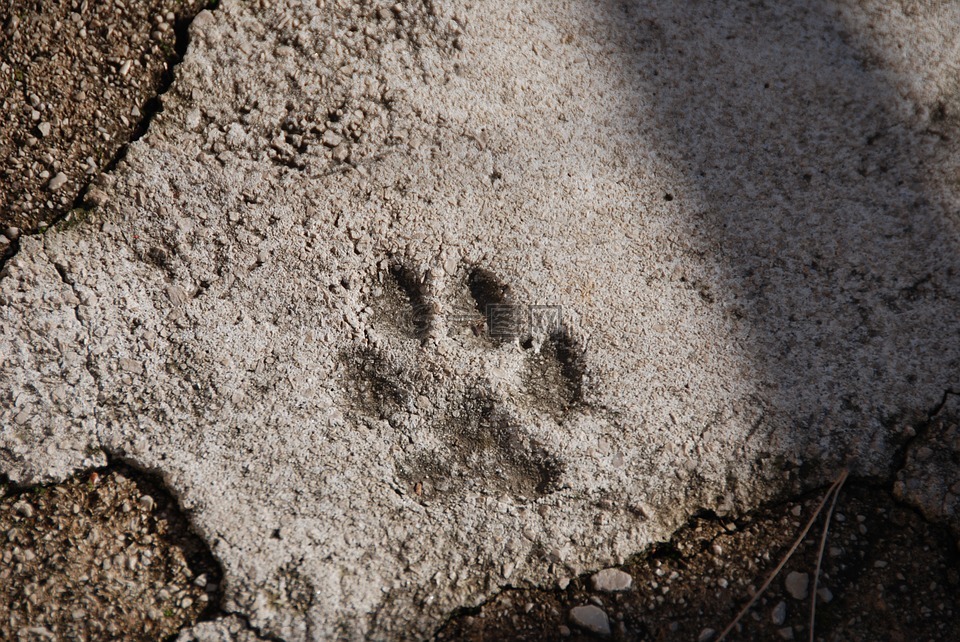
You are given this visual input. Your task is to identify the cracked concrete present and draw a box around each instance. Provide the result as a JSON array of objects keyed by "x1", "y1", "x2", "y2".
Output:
[
  {"x1": 178, "y1": 614, "x2": 278, "y2": 642},
  {"x1": 3, "y1": 0, "x2": 960, "y2": 639},
  {"x1": 896, "y1": 392, "x2": 960, "y2": 539}
]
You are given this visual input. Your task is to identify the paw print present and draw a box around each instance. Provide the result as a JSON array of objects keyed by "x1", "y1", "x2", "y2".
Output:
[{"x1": 341, "y1": 261, "x2": 588, "y2": 502}]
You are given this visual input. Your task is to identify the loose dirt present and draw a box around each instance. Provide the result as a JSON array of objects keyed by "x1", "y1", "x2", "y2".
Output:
[
  {"x1": 0, "y1": 467, "x2": 222, "y2": 642},
  {"x1": 436, "y1": 482, "x2": 960, "y2": 642}
]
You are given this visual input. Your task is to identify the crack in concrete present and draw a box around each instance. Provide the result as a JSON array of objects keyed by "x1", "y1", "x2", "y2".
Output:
[
  {"x1": 429, "y1": 475, "x2": 959, "y2": 639},
  {"x1": 0, "y1": 1, "x2": 218, "y2": 278},
  {"x1": 39, "y1": 239, "x2": 102, "y2": 444},
  {"x1": 890, "y1": 388, "x2": 959, "y2": 475},
  {"x1": 220, "y1": 609, "x2": 289, "y2": 642}
]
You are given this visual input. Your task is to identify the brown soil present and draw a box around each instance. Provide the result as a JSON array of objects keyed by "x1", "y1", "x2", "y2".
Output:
[{"x1": 0, "y1": 468, "x2": 222, "y2": 642}]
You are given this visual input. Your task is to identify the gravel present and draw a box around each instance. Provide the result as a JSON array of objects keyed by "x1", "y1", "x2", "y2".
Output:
[
  {"x1": 772, "y1": 600, "x2": 787, "y2": 625},
  {"x1": 0, "y1": 469, "x2": 221, "y2": 641},
  {"x1": 435, "y1": 483, "x2": 960, "y2": 641},
  {"x1": 47, "y1": 172, "x2": 68, "y2": 192}
]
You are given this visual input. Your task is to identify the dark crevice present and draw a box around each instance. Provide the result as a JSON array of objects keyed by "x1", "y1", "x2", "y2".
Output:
[
  {"x1": 889, "y1": 388, "x2": 959, "y2": 475},
  {"x1": 102, "y1": 1, "x2": 219, "y2": 176},
  {"x1": 39, "y1": 244, "x2": 99, "y2": 395},
  {"x1": 268, "y1": 155, "x2": 307, "y2": 171},
  {"x1": 52, "y1": 261, "x2": 85, "y2": 325},
  {"x1": 219, "y1": 609, "x2": 289, "y2": 642},
  {"x1": 0, "y1": 235, "x2": 19, "y2": 274},
  {"x1": 0, "y1": 1, "x2": 219, "y2": 275}
]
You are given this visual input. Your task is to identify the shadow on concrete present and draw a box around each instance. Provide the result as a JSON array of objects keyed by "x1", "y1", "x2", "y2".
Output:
[{"x1": 600, "y1": 0, "x2": 960, "y2": 479}]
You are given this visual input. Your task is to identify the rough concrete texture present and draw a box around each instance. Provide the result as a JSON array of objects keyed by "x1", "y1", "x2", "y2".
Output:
[{"x1": 2, "y1": 0, "x2": 960, "y2": 639}]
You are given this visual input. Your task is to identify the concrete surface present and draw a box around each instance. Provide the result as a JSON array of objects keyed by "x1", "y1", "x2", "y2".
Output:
[{"x1": 2, "y1": 0, "x2": 959, "y2": 639}]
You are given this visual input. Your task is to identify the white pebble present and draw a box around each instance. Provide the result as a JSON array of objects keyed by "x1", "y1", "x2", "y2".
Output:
[
  {"x1": 591, "y1": 568, "x2": 633, "y2": 592},
  {"x1": 13, "y1": 501, "x2": 34, "y2": 518},
  {"x1": 48, "y1": 172, "x2": 68, "y2": 192}
]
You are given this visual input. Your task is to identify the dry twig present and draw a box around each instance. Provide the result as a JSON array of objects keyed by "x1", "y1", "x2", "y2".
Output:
[
  {"x1": 716, "y1": 469, "x2": 849, "y2": 641},
  {"x1": 809, "y1": 470, "x2": 847, "y2": 641}
]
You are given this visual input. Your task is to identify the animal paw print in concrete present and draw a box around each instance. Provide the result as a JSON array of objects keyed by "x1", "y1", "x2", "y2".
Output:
[{"x1": 341, "y1": 262, "x2": 588, "y2": 501}]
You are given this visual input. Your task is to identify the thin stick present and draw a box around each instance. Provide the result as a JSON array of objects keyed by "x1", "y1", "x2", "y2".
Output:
[
  {"x1": 809, "y1": 469, "x2": 847, "y2": 642},
  {"x1": 716, "y1": 469, "x2": 849, "y2": 641}
]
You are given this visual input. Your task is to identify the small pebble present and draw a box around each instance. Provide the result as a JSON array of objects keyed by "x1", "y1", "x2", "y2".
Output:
[
  {"x1": 321, "y1": 130, "x2": 343, "y2": 147},
  {"x1": 569, "y1": 605, "x2": 611, "y2": 637},
  {"x1": 37, "y1": 122, "x2": 51, "y2": 137},
  {"x1": 785, "y1": 571, "x2": 809, "y2": 600},
  {"x1": 47, "y1": 172, "x2": 68, "y2": 192},
  {"x1": 13, "y1": 501, "x2": 34, "y2": 518},
  {"x1": 772, "y1": 600, "x2": 787, "y2": 625},
  {"x1": 84, "y1": 187, "x2": 109, "y2": 208},
  {"x1": 778, "y1": 626, "x2": 795, "y2": 640},
  {"x1": 591, "y1": 568, "x2": 633, "y2": 592},
  {"x1": 332, "y1": 143, "x2": 350, "y2": 162},
  {"x1": 698, "y1": 628, "x2": 716, "y2": 642}
]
